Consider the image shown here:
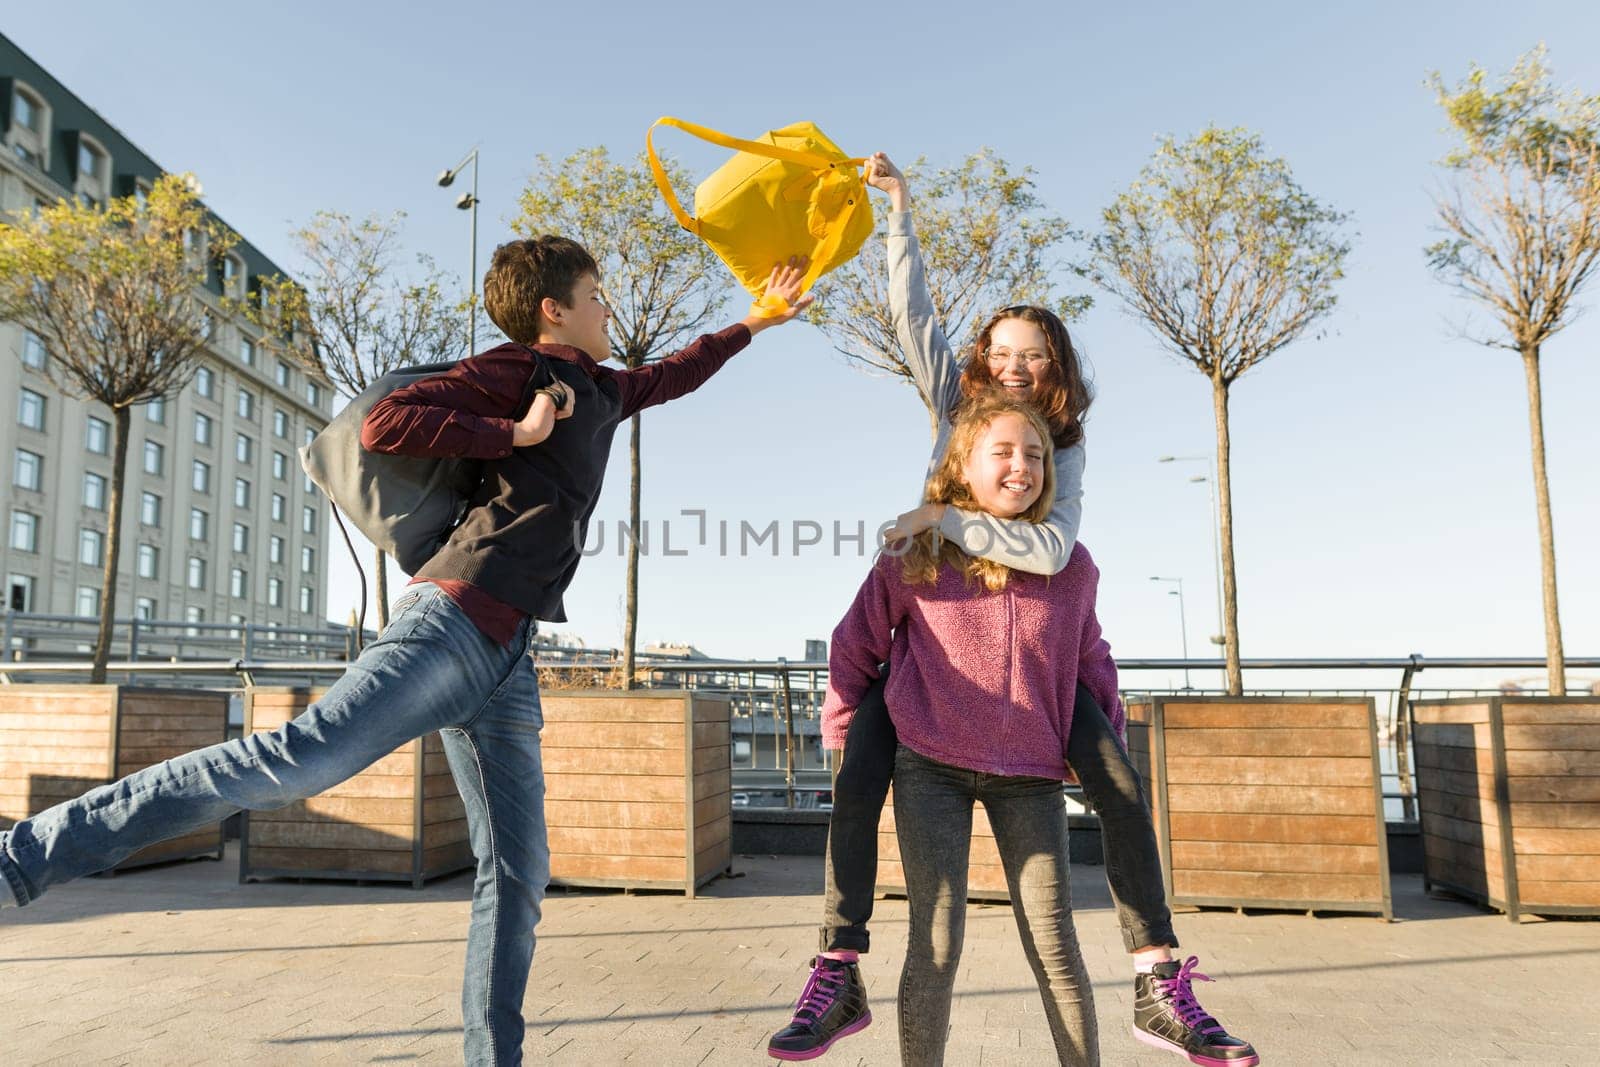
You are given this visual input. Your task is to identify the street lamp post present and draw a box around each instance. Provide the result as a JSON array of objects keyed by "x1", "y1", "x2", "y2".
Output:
[
  {"x1": 436, "y1": 147, "x2": 480, "y2": 356},
  {"x1": 1158, "y1": 454, "x2": 1224, "y2": 647},
  {"x1": 1150, "y1": 576, "x2": 1191, "y2": 689}
]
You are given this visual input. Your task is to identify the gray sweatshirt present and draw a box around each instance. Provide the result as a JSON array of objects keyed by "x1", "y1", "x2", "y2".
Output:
[{"x1": 887, "y1": 210, "x2": 1086, "y2": 576}]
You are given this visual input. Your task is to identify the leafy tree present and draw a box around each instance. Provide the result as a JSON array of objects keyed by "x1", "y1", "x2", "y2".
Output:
[
  {"x1": 513, "y1": 147, "x2": 731, "y2": 688},
  {"x1": 252, "y1": 211, "x2": 473, "y2": 628},
  {"x1": 0, "y1": 174, "x2": 236, "y2": 682},
  {"x1": 1091, "y1": 127, "x2": 1352, "y2": 694},
  {"x1": 811, "y1": 149, "x2": 1087, "y2": 436},
  {"x1": 1427, "y1": 47, "x2": 1600, "y2": 695}
]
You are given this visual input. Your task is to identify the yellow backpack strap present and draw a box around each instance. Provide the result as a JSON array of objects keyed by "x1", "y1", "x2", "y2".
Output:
[{"x1": 646, "y1": 116, "x2": 867, "y2": 234}]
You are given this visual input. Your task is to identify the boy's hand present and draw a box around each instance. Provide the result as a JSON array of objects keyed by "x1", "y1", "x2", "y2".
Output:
[
  {"x1": 882, "y1": 503, "x2": 947, "y2": 544},
  {"x1": 512, "y1": 387, "x2": 572, "y2": 448},
  {"x1": 864, "y1": 152, "x2": 910, "y2": 212},
  {"x1": 743, "y1": 256, "x2": 815, "y2": 333}
]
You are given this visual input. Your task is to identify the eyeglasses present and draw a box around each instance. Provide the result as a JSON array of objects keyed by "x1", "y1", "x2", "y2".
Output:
[{"x1": 984, "y1": 346, "x2": 1052, "y2": 368}]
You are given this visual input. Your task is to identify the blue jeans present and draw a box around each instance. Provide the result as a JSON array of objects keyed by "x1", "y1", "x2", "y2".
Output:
[{"x1": 0, "y1": 584, "x2": 547, "y2": 1067}]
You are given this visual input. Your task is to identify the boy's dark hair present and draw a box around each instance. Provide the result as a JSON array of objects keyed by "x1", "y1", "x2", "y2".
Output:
[{"x1": 482, "y1": 236, "x2": 599, "y2": 344}]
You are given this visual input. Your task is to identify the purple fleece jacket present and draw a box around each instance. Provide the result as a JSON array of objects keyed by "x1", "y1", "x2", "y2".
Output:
[{"x1": 820, "y1": 542, "x2": 1123, "y2": 781}]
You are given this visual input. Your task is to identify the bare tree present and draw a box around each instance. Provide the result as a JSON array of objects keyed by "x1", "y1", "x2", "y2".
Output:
[
  {"x1": 1427, "y1": 47, "x2": 1600, "y2": 696},
  {"x1": 809, "y1": 149, "x2": 1086, "y2": 435},
  {"x1": 513, "y1": 147, "x2": 731, "y2": 687},
  {"x1": 1091, "y1": 127, "x2": 1352, "y2": 695},
  {"x1": 0, "y1": 174, "x2": 236, "y2": 682},
  {"x1": 253, "y1": 211, "x2": 473, "y2": 627}
]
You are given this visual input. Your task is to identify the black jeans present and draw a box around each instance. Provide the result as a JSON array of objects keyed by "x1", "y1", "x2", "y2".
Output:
[
  {"x1": 893, "y1": 745, "x2": 1097, "y2": 1067},
  {"x1": 819, "y1": 677, "x2": 1176, "y2": 954}
]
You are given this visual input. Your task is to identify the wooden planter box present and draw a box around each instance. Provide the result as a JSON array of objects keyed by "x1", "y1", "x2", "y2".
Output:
[
  {"x1": 541, "y1": 691, "x2": 731, "y2": 896},
  {"x1": 876, "y1": 786, "x2": 1010, "y2": 902},
  {"x1": 1127, "y1": 696, "x2": 1392, "y2": 918},
  {"x1": 0, "y1": 685, "x2": 228, "y2": 870},
  {"x1": 239, "y1": 687, "x2": 471, "y2": 887},
  {"x1": 1412, "y1": 696, "x2": 1600, "y2": 920}
]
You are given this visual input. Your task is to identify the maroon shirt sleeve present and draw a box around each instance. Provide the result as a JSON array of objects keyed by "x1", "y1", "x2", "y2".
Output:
[
  {"x1": 613, "y1": 324, "x2": 751, "y2": 419},
  {"x1": 360, "y1": 348, "x2": 532, "y2": 459}
]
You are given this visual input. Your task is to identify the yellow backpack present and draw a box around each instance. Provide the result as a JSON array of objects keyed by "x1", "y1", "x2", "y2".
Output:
[{"x1": 646, "y1": 117, "x2": 874, "y2": 316}]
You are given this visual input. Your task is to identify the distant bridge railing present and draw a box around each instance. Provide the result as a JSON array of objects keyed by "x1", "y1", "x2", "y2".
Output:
[{"x1": 3, "y1": 653, "x2": 1594, "y2": 827}]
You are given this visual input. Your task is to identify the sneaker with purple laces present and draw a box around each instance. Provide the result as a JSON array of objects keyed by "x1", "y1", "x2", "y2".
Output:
[
  {"x1": 767, "y1": 956, "x2": 871, "y2": 1061},
  {"x1": 1133, "y1": 956, "x2": 1259, "y2": 1066}
]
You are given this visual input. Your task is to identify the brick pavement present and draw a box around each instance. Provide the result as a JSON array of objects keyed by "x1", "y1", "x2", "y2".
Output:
[{"x1": 3, "y1": 849, "x2": 1598, "y2": 1065}]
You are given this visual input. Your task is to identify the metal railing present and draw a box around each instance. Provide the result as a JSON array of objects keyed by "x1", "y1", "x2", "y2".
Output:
[
  {"x1": 8, "y1": 652, "x2": 1592, "y2": 824},
  {"x1": 0, "y1": 610, "x2": 359, "y2": 663}
]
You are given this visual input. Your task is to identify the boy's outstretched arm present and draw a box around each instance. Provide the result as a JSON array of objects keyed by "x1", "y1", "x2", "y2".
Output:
[{"x1": 616, "y1": 258, "x2": 812, "y2": 418}]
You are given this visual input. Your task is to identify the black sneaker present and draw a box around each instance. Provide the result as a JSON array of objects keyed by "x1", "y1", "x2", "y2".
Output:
[
  {"x1": 1133, "y1": 957, "x2": 1259, "y2": 1066},
  {"x1": 767, "y1": 956, "x2": 872, "y2": 1061}
]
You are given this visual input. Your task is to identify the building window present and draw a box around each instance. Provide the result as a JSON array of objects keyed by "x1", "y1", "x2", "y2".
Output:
[
  {"x1": 9, "y1": 84, "x2": 50, "y2": 169},
  {"x1": 276, "y1": 360, "x2": 292, "y2": 388},
  {"x1": 230, "y1": 567, "x2": 248, "y2": 599},
  {"x1": 20, "y1": 331, "x2": 48, "y2": 370},
  {"x1": 18, "y1": 388, "x2": 46, "y2": 431},
  {"x1": 140, "y1": 491, "x2": 162, "y2": 527},
  {"x1": 306, "y1": 380, "x2": 322, "y2": 407},
  {"x1": 273, "y1": 408, "x2": 289, "y2": 438},
  {"x1": 83, "y1": 471, "x2": 107, "y2": 509},
  {"x1": 15, "y1": 450, "x2": 43, "y2": 491},
  {"x1": 192, "y1": 460, "x2": 211, "y2": 494},
  {"x1": 190, "y1": 508, "x2": 208, "y2": 541},
  {"x1": 304, "y1": 427, "x2": 316, "y2": 448},
  {"x1": 8, "y1": 574, "x2": 36, "y2": 613},
  {"x1": 146, "y1": 396, "x2": 166, "y2": 424},
  {"x1": 239, "y1": 337, "x2": 255, "y2": 367},
  {"x1": 234, "y1": 478, "x2": 251, "y2": 508},
  {"x1": 238, "y1": 389, "x2": 255, "y2": 420},
  {"x1": 272, "y1": 451, "x2": 288, "y2": 480},
  {"x1": 271, "y1": 493, "x2": 286, "y2": 523},
  {"x1": 222, "y1": 255, "x2": 245, "y2": 297},
  {"x1": 76, "y1": 586, "x2": 100, "y2": 618},
  {"x1": 267, "y1": 576, "x2": 283, "y2": 608},
  {"x1": 184, "y1": 604, "x2": 204, "y2": 635},
  {"x1": 79, "y1": 528, "x2": 104, "y2": 567},
  {"x1": 301, "y1": 545, "x2": 316, "y2": 573},
  {"x1": 143, "y1": 440, "x2": 164, "y2": 476},
  {"x1": 10, "y1": 511, "x2": 39, "y2": 552},
  {"x1": 269, "y1": 535, "x2": 285, "y2": 565},
  {"x1": 302, "y1": 506, "x2": 317, "y2": 534},
  {"x1": 75, "y1": 135, "x2": 110, "y2": 201},
  {"x1": 226, "y1": 612, "x2": 245, "y2": 638},
  {"x1": 304, "y1": 472, "x2": 316, "y2": 495},
  {"x1": 194, "y1": 412, "x2": 213, "y2": 445},
  {"x1": 135, "y1": 596, "x2": 157, "y2": 621},
  {"x1": 232, "y1": 522, "x2": 249, "y2": 554},
  {"x1": 187, "y1": 556, "x2": 206, "y2": 590},
  {"x1": 86, "y1": 416, "x2": 110, "y2": 454},
  {"x1": 235, "y1": 433, "x2": 254, "y2": 465},
  {"x1": 300, "y1": 585, "x2": 315, "y2": 614},
  {"x1": 195, "y1": 366, "x2": 214, "y2": 399},
  {"x1": 136, "y1": 543, "x2": 159, "y2": 580}
]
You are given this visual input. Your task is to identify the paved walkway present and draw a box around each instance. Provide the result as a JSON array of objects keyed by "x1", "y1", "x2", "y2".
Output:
[{"x1": 2, "y1": 848, "x2": 1598, "y2": 1065}]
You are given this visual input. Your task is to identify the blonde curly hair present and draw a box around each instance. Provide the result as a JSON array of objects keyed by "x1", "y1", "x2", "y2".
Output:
[{"x1": 897, "y1": 392, "x2": 1056, "y2": 592}]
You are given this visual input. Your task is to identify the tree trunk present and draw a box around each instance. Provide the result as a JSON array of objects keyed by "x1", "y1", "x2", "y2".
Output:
[
  {"x1": 622, "y1": 412, "x2": 642, "y2": 691},
  {"x1": 1211, "y1": 377, "x2": 1243, "y2": 695},
  {"x1": 375, "y1": 547, "x2": 391, "y2": 631},
  {"x1": 1520, "y1": 345, "x2": 1567, "y2": 695},
  {"x1": 90, "y1": 406, "x2": 133, "y2": 684}
]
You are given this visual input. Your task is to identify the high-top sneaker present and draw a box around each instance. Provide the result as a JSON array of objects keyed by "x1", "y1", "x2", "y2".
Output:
[
  {"x1": 1133, "y1": 956, "x2": 1259, "y2": 1066},
  {"x1": 767, "y1": 956, "x2": 871, "y2": 1060}
]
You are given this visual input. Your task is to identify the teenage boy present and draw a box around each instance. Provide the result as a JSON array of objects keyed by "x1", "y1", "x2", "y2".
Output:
[{"x1": 0, "y1": 236, "x2": 812, "y2": 1066}]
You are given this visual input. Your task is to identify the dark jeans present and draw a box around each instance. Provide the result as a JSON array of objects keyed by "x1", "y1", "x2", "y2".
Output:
[
  {"x1": 819, "y1": 677, "x2": 1176, "y2": 955},
  {"x1": 893, "y1": 745, "x2": 1097, "y2": 1067}
]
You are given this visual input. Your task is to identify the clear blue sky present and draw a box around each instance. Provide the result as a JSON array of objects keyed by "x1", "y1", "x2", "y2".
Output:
[{"x1": 7, "y1": 2, "x2": 1598, "y2": 683}]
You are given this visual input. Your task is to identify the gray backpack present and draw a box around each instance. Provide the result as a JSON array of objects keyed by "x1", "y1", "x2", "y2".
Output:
[{"x1": 299, "y1": 354, "x2": 547, "y2": 577}]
